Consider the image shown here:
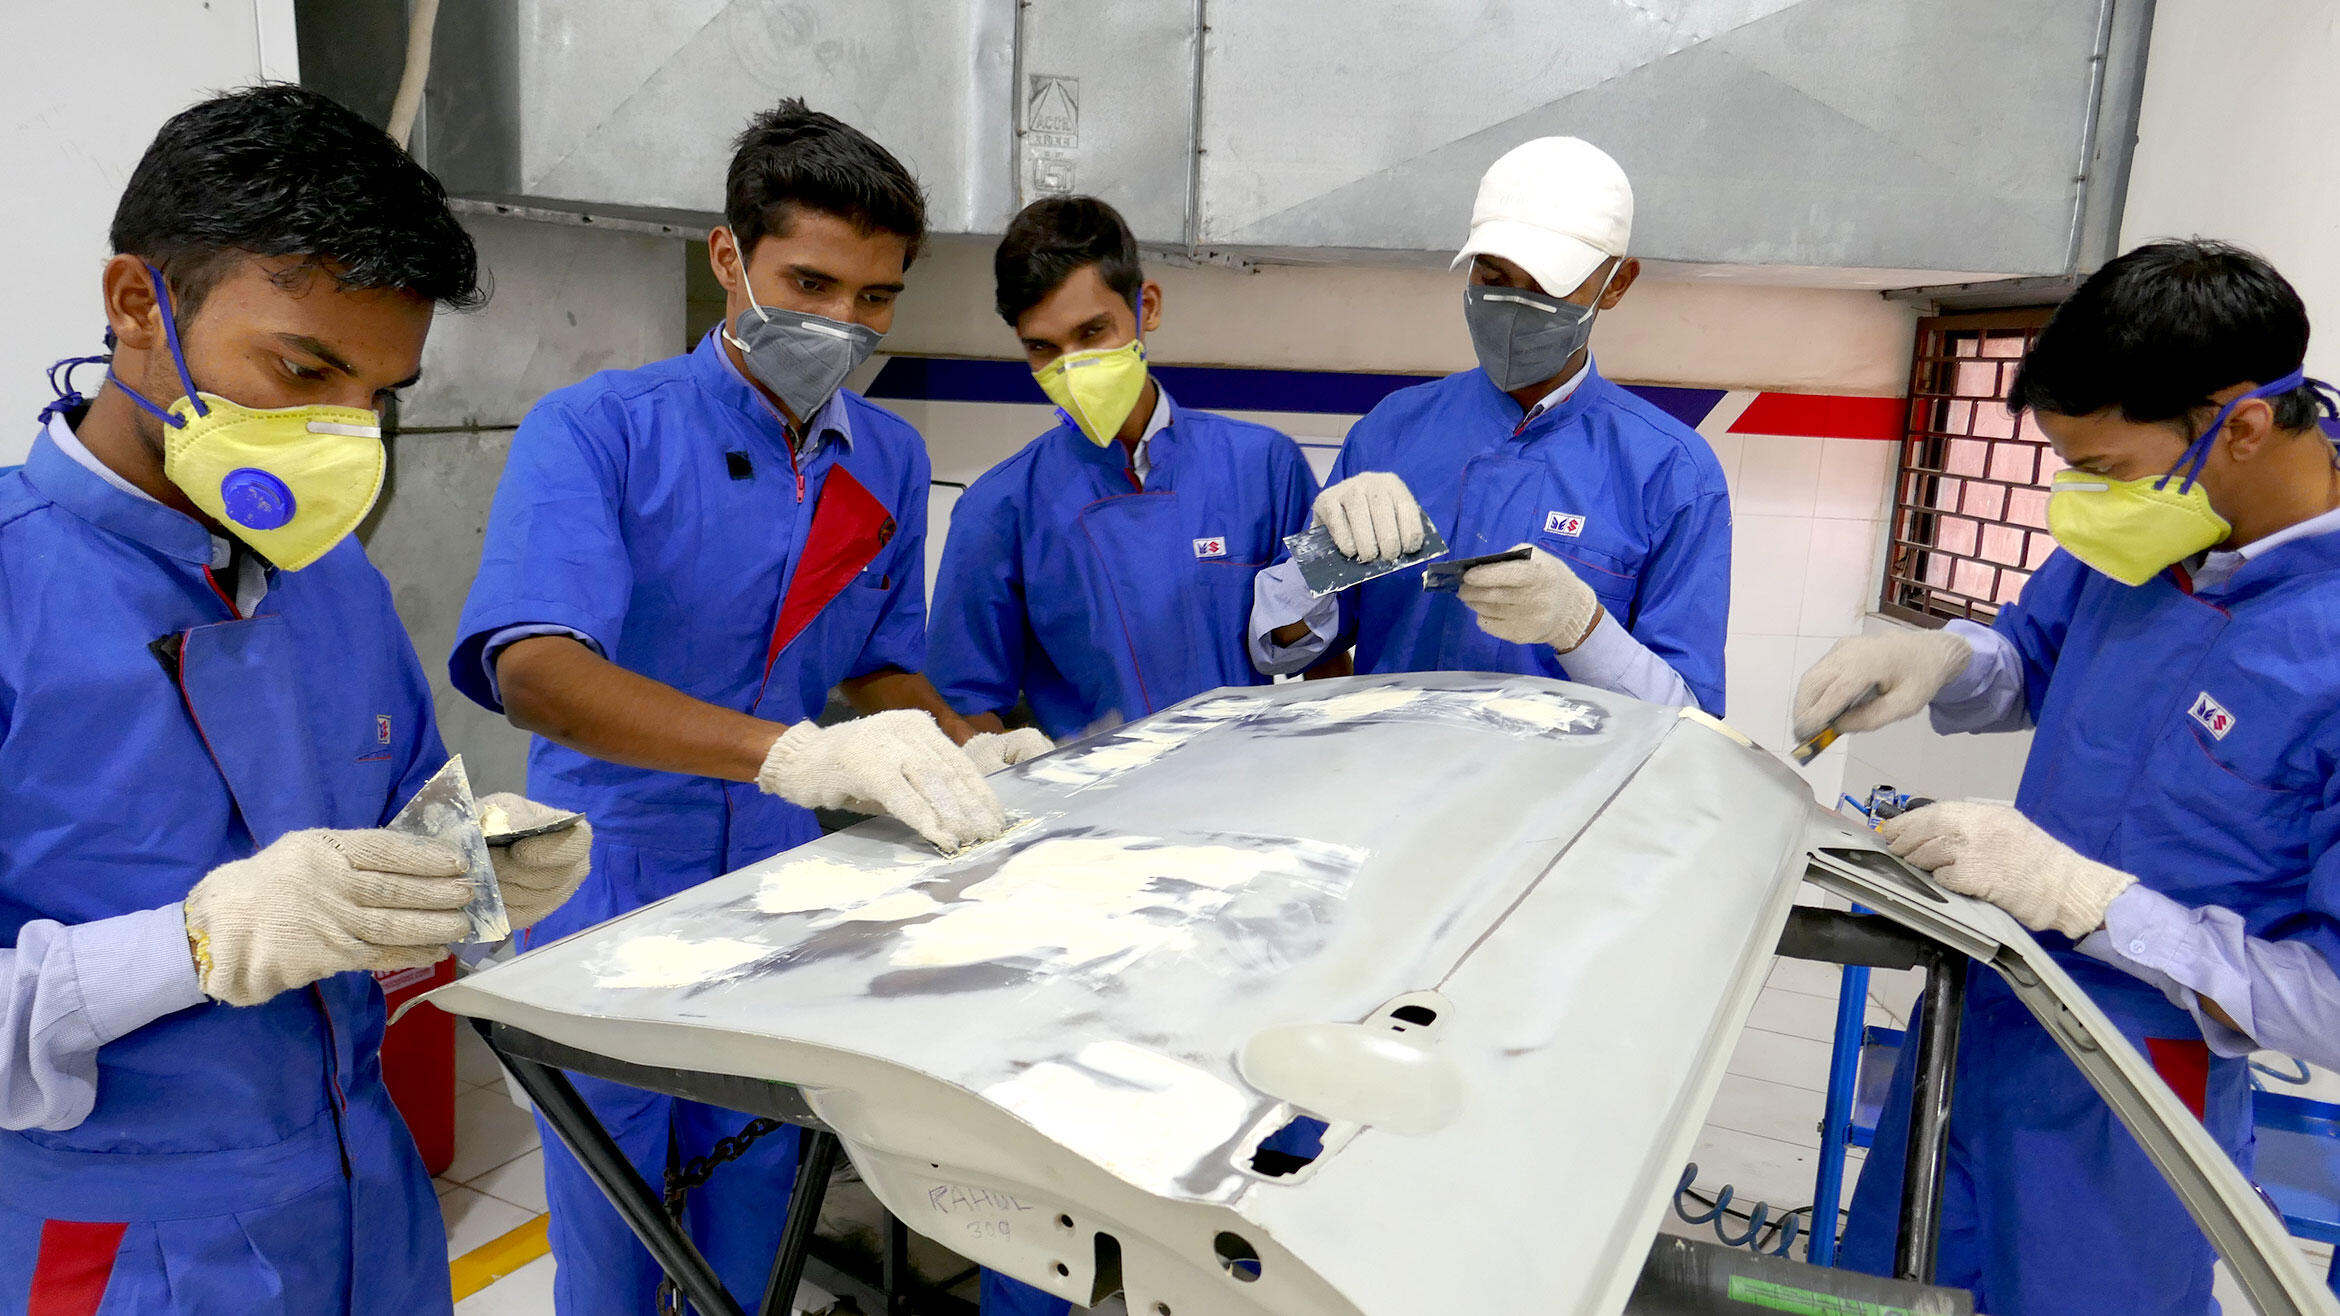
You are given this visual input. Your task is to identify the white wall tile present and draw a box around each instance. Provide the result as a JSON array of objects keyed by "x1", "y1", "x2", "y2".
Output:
[
  {"x1": 1724, "y1": 633, "x2": 1798, "y2": 748},
  {"x1": 1732, "y1": 435, "x2": 1826, "y2": 517},
  {"x1": 1797, "y1": 519, "x2": 1886, "y2": 639},
  {"x1": 1728, "y1": 516, "x2": 1815, "y2": 640},
  {"x1": 1786, "y1": 738, "x2": 1851, "y2": 808},
  {"x1": 1696, "y1": 392, "x2": 1758, "y2": 438},
  {"x1": 1814, "y1": 438, "x2": 1898, "y2": 521},
  {"x1": 1701, "y1": 431, "x2": 1746, "y2": 487}
]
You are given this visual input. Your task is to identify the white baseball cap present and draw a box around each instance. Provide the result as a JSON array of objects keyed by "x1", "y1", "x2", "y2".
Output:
[{"x1": 1452, "y1": 137, "x2": 1634, "y2": 298}]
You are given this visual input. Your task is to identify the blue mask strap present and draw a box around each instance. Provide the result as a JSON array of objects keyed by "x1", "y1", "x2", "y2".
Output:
[
  {"x1": 103, "y1": 265, "x2": 206, "y2": 429},
  {"x1": 37, "y1": 336, "x2": 115, "y2": 425},
  {"x1": 2163, "y1": 367, "x2": 2306, "y2": 493},
  {"x1": 2303, "y1": 376, "x2": 2340, "y2": 443}
]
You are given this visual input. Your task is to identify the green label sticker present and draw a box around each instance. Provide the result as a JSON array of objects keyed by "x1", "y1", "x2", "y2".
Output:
[{"x1": 1725, "y1": 1276, "x2": 1914, "y2": 1316}]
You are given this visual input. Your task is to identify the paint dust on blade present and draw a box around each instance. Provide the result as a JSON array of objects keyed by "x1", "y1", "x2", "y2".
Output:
[
  {"x1": 387, "y1": 755, "x2": 511, "y2": 943},
  {"x1": 1284, "y1": 517, "x2": 1449, "y2": 597}
]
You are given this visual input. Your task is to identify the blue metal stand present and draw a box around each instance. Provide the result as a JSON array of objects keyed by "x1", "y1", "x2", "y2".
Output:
[
  {"x1": 1807, "y1": 961, "x2": 1870, "y2": 1267},
  {"x1": 2253, "y1": 1089, "x2": 2340, "y2": 1297}
]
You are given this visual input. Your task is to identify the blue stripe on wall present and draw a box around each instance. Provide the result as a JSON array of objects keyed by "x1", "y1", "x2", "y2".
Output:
[
  {"x1": 868, "y1": 356, "x2": 1442, "y2": 416},
  {"x1": 1629, "y1": 385, "x2": 1731, "y2": 432},
  {"x1": 866, "y1": 356, "x2": 1728, "y2": 428}
]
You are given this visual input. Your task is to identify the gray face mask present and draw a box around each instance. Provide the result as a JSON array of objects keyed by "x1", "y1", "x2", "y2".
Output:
[
  {"x1": 721, "y1": 281, "x2": 883, "y2": 425},
  {"x1": 1462, "y1": 263, "x2": 1617, "y2": 391}
]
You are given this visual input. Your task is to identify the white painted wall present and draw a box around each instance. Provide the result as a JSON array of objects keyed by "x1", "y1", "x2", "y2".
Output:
[
  {"x1": 0, "y1": 1, "x2": 299, "y2": 465},
  {"x1": 886, "y1": 236, "x2": 1917, "y2": 395},
  {"x1": 2121, "y1": 0, "x2": 2340, "y2": 381}
]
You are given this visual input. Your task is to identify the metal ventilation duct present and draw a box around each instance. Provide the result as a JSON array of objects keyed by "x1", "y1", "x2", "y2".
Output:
[
  {"x1": 424, "y1": 0, "x2": 1019, "y2": 233},
  {"x1": 407, "y1": 0, "x2": 2150, "y2": 280}
]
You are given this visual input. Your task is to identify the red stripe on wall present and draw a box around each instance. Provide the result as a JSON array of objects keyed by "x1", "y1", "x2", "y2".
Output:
[
  {"x1": 28, "y1": 1220, "x2": 127, "y2": 1316},
  {"x1": 1728, "y1": 392, "x2": 1908, "y2": 441}
]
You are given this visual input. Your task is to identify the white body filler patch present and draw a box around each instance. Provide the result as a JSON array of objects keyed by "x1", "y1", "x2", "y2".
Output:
[
  {"x1": 983, "y1": 1041, "x2": 1253, "y2": 1190},
  {"x1": 592, "y1": 934, "x2": 771, "y2": 989},
  {"x1": 752, "y1": 855, "x2": 930, "y2": 915},
  {"x1": 891, "y1": 835, "x2": 1338, "y2": 972},
  {"x1": 1284, "y1": 689, "x2": 1425, "y2": 719}
]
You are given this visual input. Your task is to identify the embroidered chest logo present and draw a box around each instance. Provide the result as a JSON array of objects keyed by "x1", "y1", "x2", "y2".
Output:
[
  {"x1": 2188, "y1": 691, "x2": 2235, "y2": 740},
  {"x1": 376, "y1": 715, "x2": 394, "y2": 744},
  {"x1": 1543, "y1": 510, "x2": 1586, "y2": 537},
  {"x1": 1193, "y1": 536, "x2": 1228, "y2": 559}
]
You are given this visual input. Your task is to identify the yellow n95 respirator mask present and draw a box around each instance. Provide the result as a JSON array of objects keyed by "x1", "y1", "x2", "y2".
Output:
[
  {"x1": 111, "y1": 266, "x2": 386, "y2": 571},
  {"x1": 2042, "y1": 370, "x2": 2320, "y2": 587},
  {"x1": 2044, "y1": 469, "x2": 2230, "y2": 587},
  {"x1": 1035, "y1": 338, "x2": 1149, "y2": 447}
]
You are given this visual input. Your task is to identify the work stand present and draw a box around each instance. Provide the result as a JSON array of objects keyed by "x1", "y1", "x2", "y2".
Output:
[
  {"x1": 473, "y1": 1019, "x2": 977, "y2": 1316},
  {"x1": 1772, "y1": 905, "x2": 1967, "y2": 1283}
]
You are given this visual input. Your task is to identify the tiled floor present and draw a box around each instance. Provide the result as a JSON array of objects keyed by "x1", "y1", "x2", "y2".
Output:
[{"x1": 437, "y1": 1026, "x2": 552, "y2": 1312}]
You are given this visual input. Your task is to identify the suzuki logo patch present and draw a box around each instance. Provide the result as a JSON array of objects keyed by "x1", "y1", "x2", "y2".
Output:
[
  {"x1": 2188, "y1": 692, "x2": 2235, "y2": 740},
  {"x1": 1193, "y1": 536, "x2": 1228, "y2": 559},
  {"x1": 1544, "y1": 510, "x2": 1586, "y2": 537},
  {"x1": 376, "y1": 715, "x2": 394, "y2": 744}
]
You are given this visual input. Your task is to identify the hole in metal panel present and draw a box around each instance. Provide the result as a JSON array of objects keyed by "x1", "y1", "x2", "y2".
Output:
[
  {"x1": 1214, "y1": 1231, "x2": 1263, "y2": 1283},
  {"x1": 1247, "y1": 1116, "x2": 1327, "y2": 1177}
]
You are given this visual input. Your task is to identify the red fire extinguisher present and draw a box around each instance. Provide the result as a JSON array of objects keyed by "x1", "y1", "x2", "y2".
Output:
[{"x1": 376, "y1": 957, "x2": 458, "y2": 1178}]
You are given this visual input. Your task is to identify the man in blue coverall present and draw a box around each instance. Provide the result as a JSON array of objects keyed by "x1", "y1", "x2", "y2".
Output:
[
  {"x1": 929, "y1": 195, "x2": 1322, "y2": 745},
  {"x1": 1250, "y1": 137, "x2": 1731, "y2": 713},
  {"x1": 1797, "y1": 240, "x2": 2340, "y2": 1314},
  {"x1": 0, "y1": 86, "x2": 590, "y2": 1314},
  {"x1": 453, "y1": 101, "x2": 1022, "y2": 1314}
]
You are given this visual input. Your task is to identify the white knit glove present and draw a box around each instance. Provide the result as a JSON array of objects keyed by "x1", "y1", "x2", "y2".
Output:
[
  {"x1": 758, "y1": 711, "x2": 1008, "y2": 852},
  {"x1": 1458, "y1": 543, "x2": 1602, "y2": 652},
  {"x1": 184, "y1": 829, "x2": 473, "y2": 1007},
  {"x1": 961, "y1": 728, "x2": 1055, "y2": 775},
  {"x1": 1878, "y1": 802, "x2": 2136, "y2": 939},
  {"x1": 477, "y1": 793, "x2": 593, "y2": 931},
  {"x1": 1315, "y1": 472, "x2": 1425, "y2": 562},
  {"x1": 1792, "y1": 627, "x2": 1974, "y2": 740}
]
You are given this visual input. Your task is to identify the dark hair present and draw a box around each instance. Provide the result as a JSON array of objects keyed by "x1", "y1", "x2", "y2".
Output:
[
  {"x1": 727, "y1": 99, "x2": 927, "y2": 267},
  {"x1": 109, "y1": 84, "x2": 480, "y2": 321},
  {"x1": 994, "y1": 196, "x2": 1142, "y2": 327},
  {"x1": 2010, "y1": 239, "x2": 2318, "y2": 432}
]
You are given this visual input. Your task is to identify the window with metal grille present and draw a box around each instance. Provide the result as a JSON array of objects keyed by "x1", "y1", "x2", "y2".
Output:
[{"x1": 1882, "y1": 307, "x2": 2062, "y2": 626}]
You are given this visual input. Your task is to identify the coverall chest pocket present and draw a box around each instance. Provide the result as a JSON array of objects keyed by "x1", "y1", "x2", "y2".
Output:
[
  {"x1": 785, "y1": 578, "x2": 884, "y2": 701},
  {"x1": 2134, "y1": 721, "x2": 2315, "y2": 903},
  {"x1": 1540, "y1": 538, "x2": 1642, "y2": 622}
]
